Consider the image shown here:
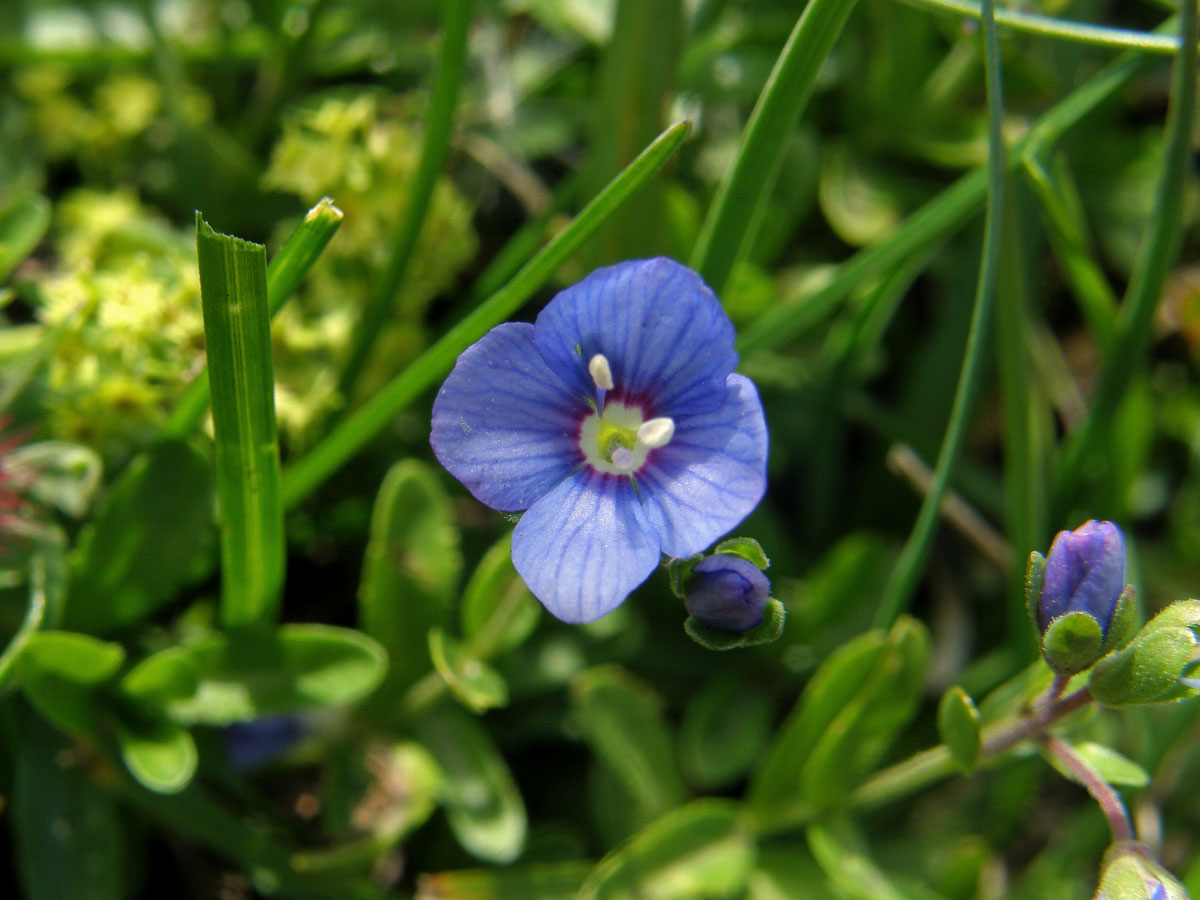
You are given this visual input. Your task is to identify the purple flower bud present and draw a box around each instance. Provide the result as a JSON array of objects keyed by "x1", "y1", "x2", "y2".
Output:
[
  {"x1": 684, "y1": 554, "x2": 770, "y2": 632},
  {"x1": 224, "y1": 714, "x2": 305, "y2": 772},
  {"x1": 1039, "y1": 520, "x2": 1125, "y2": 636}
]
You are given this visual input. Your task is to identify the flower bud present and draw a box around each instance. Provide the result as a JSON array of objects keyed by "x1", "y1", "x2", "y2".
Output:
[
  {"x1": 684, "y1": 554, "x2": 770, "y2": 632},
  {"x1": 1040, "y1": 519, "x2": 1126, "y2": 635},
  {"x1": 1028, "y1": 520, "x2": 1135, "y2": 675},
  {"x1": 1096, "y1": 844, "x2": 1189, "y2": 900}
]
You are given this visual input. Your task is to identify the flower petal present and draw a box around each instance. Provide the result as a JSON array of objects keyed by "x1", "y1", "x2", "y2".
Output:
[
  {"x1": 431, "y1": 322, "x2": 582, "y2": 511},
  {"x1": 638, "y1": 374, "x2": 768, "y2": 558},
  {"x1": 511, "y1": 468, "x2": 661, "y2": 624},
  {"x1": 533, "y1": 258, "x2": 738, "y2": 416}
]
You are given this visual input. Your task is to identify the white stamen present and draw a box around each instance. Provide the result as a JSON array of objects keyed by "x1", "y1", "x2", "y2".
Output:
[
  {"x1": 611, "y1": 447, "x2": 635, "y2": 470},
  {"x1": 636, "y1": 417, "x2": 675, "y2": 449},
  {"x1": 588, "y1": 353, "x2": 614, "y2": 391}
]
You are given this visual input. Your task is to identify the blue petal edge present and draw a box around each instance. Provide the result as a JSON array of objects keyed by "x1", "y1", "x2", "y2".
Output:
[
  {"x1": 431, "y1": 322, "x2": 582, "y2": 511},
  {"x1": 533, "y1": 258, "x2": 738, "y2": 417},
  {"x1": 638, "y1": 373, "x2": 768, "y2": 558},
  {"x1": 511, "y1": 468, "x2": 662, "y2": 624}
]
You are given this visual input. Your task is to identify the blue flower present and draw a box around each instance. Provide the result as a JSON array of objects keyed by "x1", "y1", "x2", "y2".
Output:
[
  {"x1": 1039, "y1": 519, "x2": 1126, "y2": 636},
  {"x1": 684, "y1": 554, "x2": 770, "y2": 632},
  {"x1": 224, "y1": 714, "x2": 305, "y2": 772},
  {"x1": 431, "y1": 258, "x2": 768, "y2": 623}
]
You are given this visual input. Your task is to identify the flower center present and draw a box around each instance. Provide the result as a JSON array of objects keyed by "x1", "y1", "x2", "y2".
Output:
[{"x1": 578, "y1": 354, "x2": 674, "y2": 474}]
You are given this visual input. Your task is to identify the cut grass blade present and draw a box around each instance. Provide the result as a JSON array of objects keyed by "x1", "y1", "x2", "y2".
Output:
[
  {"x1": 196, "y1": 215, "x2": 285, "y2": 630},
  {"x1": 336, "y1": 0, "x2": 473, "y2": 401},
  {"x1": 874, "y1": 0, "x2": 1006, "y2": 629},
  {"x1": 163, "y1": 198, "x2": 343, "y2": 440},
  {"x1": 282, "y1": 119, "x2": 692, "y2": 508},
  {"x1": 690, "y1": 0, "x2": 859, "y2": 296}
]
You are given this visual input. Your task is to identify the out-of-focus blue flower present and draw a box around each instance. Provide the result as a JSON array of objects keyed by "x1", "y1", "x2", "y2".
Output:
[
  {"x1": 224, "y1": 714, "x2": 305, "y2": 772},
  {"x1": 684, "y1": 554, "x2": 770, "y2": 632},
  {"x1": 1039, "y1": 519, "x2": 1126, "y2": 635},
  {"x1": 431, "y1": 258, "x2": 768, "y2": 624}
]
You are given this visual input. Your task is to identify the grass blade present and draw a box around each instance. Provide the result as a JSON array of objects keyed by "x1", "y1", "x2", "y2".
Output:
[
  {"x1": 163, "y1": 198, "x2": 343, "y2": 439},
  {"x1": 282, "y1": 118, "x2": 692, "y2": 508},
  {"x1": 736, "y1": 38, "x2": 1161, "y2": 357},
  {"x1": 196, "y1": 215, "x2": 284, "y2": 629},
  {"x1": 874, "y1": 0, "x2": 1006, "y2": 629},
  {"x1": 690, "y1": 0, "x2": 859, "y2": 296},
  {"x1": 1052, "y1": 1, "x2": 1199, "y2": 513},
  {"x1": 336, "y1": 0, "x2": 473, "y2": 401}
]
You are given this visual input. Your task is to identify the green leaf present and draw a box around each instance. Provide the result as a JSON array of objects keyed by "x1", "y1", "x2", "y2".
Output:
[
  {"x1": 429, "y1": 627, "x2": 509, "y2": 713},
  {"x1": 359, "y1": 460, "x2": 461, "y2": 704},
  {"x1": 749, "y1": 631, "x2": 888, "y2": 824},
  {"x1": 684, "y1": 598, "x2": 785, "y2": 651},
  {"x1": 1090, "y1": 625, "x2": 1198, "y2": 707},
  {"x1": 115, "y1": 715, "x2": 198, "y2": 794},
  {"x1": 937, "y1": 686, "x2": 981, "y2": 773},
  {"x1": 282, "y1": 118, "x2": 692, "y2": 507},
  {"x1": 12, "y1": 712, "x2": 124, "y2": 900},
  {"x1": 1041, "y1": 610, "x2": 1105, "y2": 675},
  {"x1": 119, "y1": 648, "x2": 199, "y2": 709},
  {"x1": 170, "y1": 624, "x2": 387, "y2": 724},
  {"x1": 0, "y1": 193, "x2": 51, "y2": 282},
  {"x1": 17, "y1": 631, "x2": 125, "y2": 735},
  {"x1": 798, "y1": 617, "x2": 930, "y2": 809},
  {"x1": 1060, "y1": 742, "x2": 1150, "y2": 788},
  {"x1": 65, "y1": 440, "x2": 214, "y2": 634},
  {"x1": 5, "y1": 442, "x2": 102, "y2": 518},
  {"x1": 415, "y1": 862, "x2": 592, "y2": 900},
  {"x1": 571, "y1": 665, "x2": 688, "y2": 824},
  {"x1": 415, "y1": 706, "x2": 527, "y2": 863},
  {"x1": 691, "y1": 0, "x2": 859, "y2": 295},
  {"x1": 808, "y1": 820, "x2": 935, "y2": 900},
  {"x1": 711, "y1": 537, "x2": 771, "y2": 570},
  {"x1": 679, "y1": 674, "x2": 773, "y2": 789},
  {"x1": 0, "y1": 547, "x2": 66, "y2": 693},
  {"x1": 196, "y1": 214, "x2": 285, "y2": 630},
  {"x1": 460, "y1": 531, "x2": 541, "y2": 660},
  {"x1": 746, "y1": 846, "x2": 838, "y2": 900},
  {"x1": 577, "y1": 800, "x2": 754, "y2": 900}
]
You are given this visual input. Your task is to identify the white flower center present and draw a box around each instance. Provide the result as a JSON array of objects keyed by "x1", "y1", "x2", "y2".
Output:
[{"x1": 577, "y1": 354, "x2": 674, "y2": 474}]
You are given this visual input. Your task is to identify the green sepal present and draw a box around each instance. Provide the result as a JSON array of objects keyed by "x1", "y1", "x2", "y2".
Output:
[
  {"x1": 937, "y1": 686, "x2": 981, "y2": 773},
  {"x1": 1101, "y1": 585, "x2": 1139, "y2": 656},
  {"x1": 1097, "y1": 856, "x2": 1156, "y2": 900},
  {"x1": 665, "y1": 554, "x2": 702, "y2": 599},
  {"x1": 1025, "y1": 551, "x2": 1045, "y2": 634},
  {"x1": 1089, "y1": 599, "x2": 1200, "y2": 706},
  {"x1": 711, "y1": 537, "x2": 770, "y2": 570},
  {"x1": 1041, "y1": 610, "x2": 1104, "y2": 675},
  {"x1": 684, "y1": 598, "x2": 785, "y2": 651}
]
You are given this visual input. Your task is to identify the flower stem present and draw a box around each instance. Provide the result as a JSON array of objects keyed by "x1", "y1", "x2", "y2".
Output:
[
  {"x1": 1043, "y1": 735, "x2": 1135, "y2": 842},
  {"x1": 846, "y1": 685, "x2": 1093, "y2": 814}
]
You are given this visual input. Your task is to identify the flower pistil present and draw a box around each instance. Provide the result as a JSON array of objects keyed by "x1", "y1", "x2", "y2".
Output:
[{"x1": 579, "y1": 353, "x2": 675, "y2": 475}]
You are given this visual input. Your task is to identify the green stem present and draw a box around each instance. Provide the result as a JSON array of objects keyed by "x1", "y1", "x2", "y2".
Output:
[
  {"x1": 1044, "y1": 735, "x2": 1135, "y2": 841},
  {"x1": 896, "y1": 0, "x2": 1183, "y2": 55},
  {"x1": 281, "y1": 119, "x2": 692, "y2": 508},
  {"x1": 1052, "y1": 1, "x2": 1199, "y2": 514},
  {"x1": 846, "y1": 686, "x2": 1093, "y2": 814},
  {"x1": 873, "y1": 0, "x2": 1006, "y2": 629},
  {"x1": 336, "y1": 0, "x2": 473, "y2": 402},
  {"x1": 690, "y1": 0, "x2": 859, "y2": 296}
]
